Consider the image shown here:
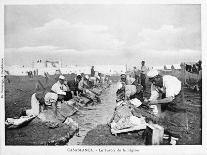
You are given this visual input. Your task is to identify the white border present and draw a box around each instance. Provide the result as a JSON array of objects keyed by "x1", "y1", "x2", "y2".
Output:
[{"x1": 0, "y1": 0, "x2": 206, "y2": 155}]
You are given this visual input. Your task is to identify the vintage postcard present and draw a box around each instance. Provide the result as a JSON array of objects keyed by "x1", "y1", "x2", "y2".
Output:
[{"x1": 0, "y1": 0, "x2": 206, "y2": 155}]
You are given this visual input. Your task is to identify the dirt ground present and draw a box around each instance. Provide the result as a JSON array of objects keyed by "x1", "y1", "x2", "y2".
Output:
[
  {"x1": 4, "y1": 74, "x2": 202, "y2": 145},
  {"x1": 82, "y1": 78, "x2": 202, "y2": 145},
  {"x1": 5, "y1": 117, "x2": 77, "y2": 145},
  {"x1": 5, "y1": 74, "x2": 77, "y2": 145}
]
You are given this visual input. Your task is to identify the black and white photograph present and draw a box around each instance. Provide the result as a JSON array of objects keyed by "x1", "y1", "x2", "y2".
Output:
[{"x1": 0, "y1": 0, "x2": 206, "y2": 154}]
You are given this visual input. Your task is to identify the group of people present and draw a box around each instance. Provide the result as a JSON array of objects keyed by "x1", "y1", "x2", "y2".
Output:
[
  {"x1": 115, "y1": 62, "x2": 185, "y2": 140},
  {"x1": 116, "y1": 60, "x2": 183, "y2": 117},
  {"x1": 27, "y1": 69, "x2": 39, "y2": 78},
  {"x1": 22, "y1": 69, "x2": 111, "y2": 117}
]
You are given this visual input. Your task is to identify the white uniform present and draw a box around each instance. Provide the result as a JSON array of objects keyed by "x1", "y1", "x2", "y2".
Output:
[
  {"x1": 26, "y1": 92, "x2": 58, "y2": 116},
  {"x1": 51, "y1": 81, "x2": 67, "y2": 95},
  {"x1": 26, "y1": 93, "x2": 40, "y2": 116},
  {"x1": 149, "y1": 75, "x2": 181, "y2": 101}
]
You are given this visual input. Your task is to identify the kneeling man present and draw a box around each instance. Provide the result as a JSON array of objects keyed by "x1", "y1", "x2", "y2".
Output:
[{"x1": 146, "y1": 69, "x2": 181, "y2": 115}]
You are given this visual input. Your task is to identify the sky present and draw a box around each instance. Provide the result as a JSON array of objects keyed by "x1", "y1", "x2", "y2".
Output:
[{"x1": 4, "y1": 4, "x2": 201, "y2": 67}]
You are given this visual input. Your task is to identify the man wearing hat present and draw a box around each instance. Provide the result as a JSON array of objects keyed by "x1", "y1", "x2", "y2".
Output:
[
  {"x1": 146, "y1": 69, "x2": 183, "y2": 116},
  {"x1": 21, "y1": 91, "x2": 58, "y2": 117},
  {"x1": 51, "y1": 75, "x2": 72, "y2": 101},
  {"x1": 146, "y1": 69, "x2": 187, "y2": 140},
  {"x1": 146, "y1": 69, "x2": 181, "y2": 108},
  {"x1": 91, "y1": 66, "x2": 95, "y2": 77}
]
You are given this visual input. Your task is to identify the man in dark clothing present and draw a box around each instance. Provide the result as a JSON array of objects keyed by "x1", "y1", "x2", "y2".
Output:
[
  {"x1": 91, "y1": 66, "x2": 95, "y2": 77},
  {"x1": 140, "y1": 61, "x2": 148, "y2": 92},
  {"x1": 67, "y1": 75, "x2": 82, "y2": 96},
  {"x1": 133, "y1": 66, "x2": 140, "y2": 83}
]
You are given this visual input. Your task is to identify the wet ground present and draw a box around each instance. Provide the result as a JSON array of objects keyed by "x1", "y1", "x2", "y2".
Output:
[{"x1": 68, "y1": 84, "x2": 117, "y2": 145}]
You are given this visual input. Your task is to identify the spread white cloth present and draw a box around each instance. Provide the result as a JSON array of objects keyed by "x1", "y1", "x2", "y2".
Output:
[
  {"x1": 149, "y1": 75, "x2": 181, "y2": 101},
  {"x1": 130, "y1": 116, "x2": 145, "y2": 126},
  {"x1": 5, "y1": 115, "x2": 36, "y2": 129},
  {"x1": 125, "y1": 85, "x2": 137, "y2": 98},
  {"x1": 163, "y1": 75, "x2": 181, "y2": 98},
  {"x1": 111, "y1": 116, "x2": 146, "y2": 130},
  {"x1": 51, "y1": 81, "x2": 67, "y2": 95},
  {"x1": 126, "y1": 77, "x2": 135, "y2": 85}
]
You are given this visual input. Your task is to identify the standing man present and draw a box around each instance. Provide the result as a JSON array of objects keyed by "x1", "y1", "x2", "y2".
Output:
[
  {"x1": 140, "y1": 61, "x2": 148, "y2": 92},
  {"x1": 133, "y1": 66, "x2": 140, "y2": 83},
  {"x1": 91, "y1": 66, "x2": 95, "y2": 77}
]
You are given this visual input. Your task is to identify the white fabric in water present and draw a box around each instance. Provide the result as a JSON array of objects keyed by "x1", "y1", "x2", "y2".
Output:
[
  {"x1": 130, "y1": 116, "x2": 146, "y2": 126},
  {"x1": 130, "y1": 98, "x2": 142, "y2": 107},
  {"x1": 149, "y1": 84, "x2": 160, "y2": 101},
  {"x1": 150, "y1": 105, "x2": 158, "y2": 115},
  {"x1": 125, "y1": 85, "x2": 137, "y2": 97},
  {"x1": 117, "y1": 82, "x2": 123, "y2": 90},
  {"x1": 163, "y1": 75, "x2": 181, "y2": 99}
]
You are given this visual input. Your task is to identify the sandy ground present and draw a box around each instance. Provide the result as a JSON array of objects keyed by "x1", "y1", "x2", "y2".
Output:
[{"x1": 68, "y1": 84, "x2": 117, "y2": 145}]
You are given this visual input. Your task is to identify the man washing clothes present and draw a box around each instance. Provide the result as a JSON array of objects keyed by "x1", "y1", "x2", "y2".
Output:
[
  {"x1": 51, "y1": 75, "x2": 72, "y2": 101},
  {"x1": 67, "y1": 75, "x2": 83, "y2": 96},
  {"x1": 145, "y1": 69, "x2": 182, "y2": 115},
  {"x1": 145, "y1": 69, "x2": 187, "y2": 139}
]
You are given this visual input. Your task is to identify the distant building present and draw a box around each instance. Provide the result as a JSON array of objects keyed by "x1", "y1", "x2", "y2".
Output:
[
  {"x1": 33, "y1": 60, "x2": 62, "y2": 68},
  {"x1": 164, "y1": 65, "x2": 172, "y2": 70},
  {"x1": 171, "y1": 64, "x2": 181, "y2": 70},
  {"x1": 153, "y1": 66, "x2": 164, "y2": 70},
  {"x1": 45, "y1": 60, "x2": 61, "y2": 68}
]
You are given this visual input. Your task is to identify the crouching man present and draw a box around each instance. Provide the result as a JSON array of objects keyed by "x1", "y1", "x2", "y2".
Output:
[
  {"x1": 67, "y1": 75, "x2": 83, "y2": 97},
  {"x1": 51, "y1": 75, "x2": 73, "y2": 101},
  {"x1": 145, "y1": 69, "x2": 182, "y2": 115},
  {"x1": 22, "y1": 91, "x2": 58, "y2": 116},
  {"x1": 145, "y1": 69, "x2": 188, "y2": 139}
]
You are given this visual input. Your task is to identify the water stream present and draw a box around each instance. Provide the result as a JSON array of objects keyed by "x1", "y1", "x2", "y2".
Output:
[{"x1": 67, "y1": 84, "x2": 117, "y2": 145}]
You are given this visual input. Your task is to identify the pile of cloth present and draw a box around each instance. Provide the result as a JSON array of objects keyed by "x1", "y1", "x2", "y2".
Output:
[
  {"x1": 81, "y1": 89, "x2": 101, "y2": 104},
  {"x1": 5, "y1": 115, "x2": 36, "y2": 129},
  {"x1": 109, "y1": 99, "x2": 146, "y2": 134}
]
